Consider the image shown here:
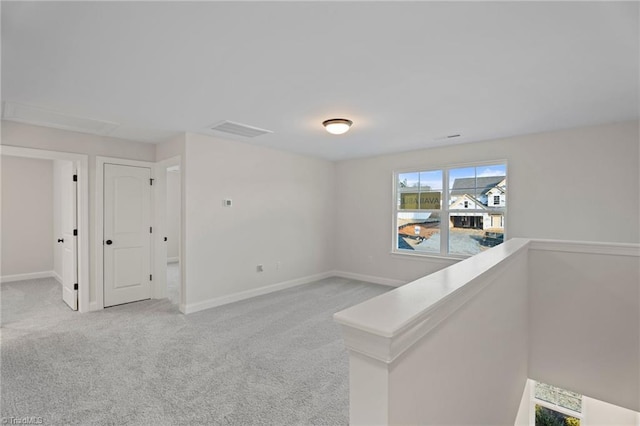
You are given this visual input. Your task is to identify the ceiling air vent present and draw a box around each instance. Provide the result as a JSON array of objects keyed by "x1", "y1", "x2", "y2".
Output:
[
  {"x1": 208, "y1": 120, "x2": 273, "y2": 138},
  {"x1": 2, "y1": 102, "x2": 119, "y2": 136}
]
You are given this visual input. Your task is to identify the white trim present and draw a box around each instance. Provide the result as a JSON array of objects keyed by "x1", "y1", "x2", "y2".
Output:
[
  {"x1": 1, "y1": 271, "x2": 55, "y2": 283},
  {"x1": 52, "y1": 271, "x2": 63, "y2": 284},
  {"x1": 0, "y1": 145, "x2": 90, "y2": 312},
  {"x1": 334, "y1": 238, "x2": 530, "y2": 363},
  {"x1": 167, "y1": 257, "x2": 179, "y2": 263},
  {"x1": 1, "y1": 145, "x2": 86, "y2": 162},
  {"x1": 184, "y1": 271, "x2": 333, "y2": 314},
  {"x1": 331, "y1": 270, "x2": 406, "y2": 287},
  {"x1": 95, "y1": 156, "x2": 156, "y2": 310},
  {"x1": 389, "y1": 251, "x2": 463, "y2": 263},
  {"x1": 529, "y1": 239, "x2": 640, "y2": 257}
]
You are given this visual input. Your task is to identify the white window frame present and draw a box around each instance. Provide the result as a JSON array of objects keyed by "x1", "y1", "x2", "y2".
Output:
[
  {"x1": 392, "y1": 160, "x2": 507, "y2": 259},
  {"x1": 530, "y1": 381, "x2": 583, "y2": 425}
]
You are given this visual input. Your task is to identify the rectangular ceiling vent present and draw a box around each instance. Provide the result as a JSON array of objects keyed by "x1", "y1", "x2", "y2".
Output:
[
  {"x1": 2, "y1": 102, "x2": 119, "y2": 136},
  {"x1": 208, "y1": 120, "x2": 273, "y2": 138}
]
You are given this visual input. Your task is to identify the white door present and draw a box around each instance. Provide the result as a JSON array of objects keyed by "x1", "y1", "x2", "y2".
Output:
[
  {"x1": 60, "y1": 162, "x2": 78, "y2": 310},
  {"x1": 104, "y1": 164, "x2": 152, "y2": 307}
]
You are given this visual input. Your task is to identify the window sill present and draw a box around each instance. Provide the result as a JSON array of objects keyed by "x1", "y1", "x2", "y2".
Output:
[{"x1": 390, "y1": 251, "x2": 465, "y2": 262}]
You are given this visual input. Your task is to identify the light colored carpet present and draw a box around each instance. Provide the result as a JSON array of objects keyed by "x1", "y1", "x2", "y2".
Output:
[
  {"x1": 166, "y1": 261, "x2": 180, "y2": 305},
  {"x1": 1, "y1": 275, "x2": 390, "y2": 425}
]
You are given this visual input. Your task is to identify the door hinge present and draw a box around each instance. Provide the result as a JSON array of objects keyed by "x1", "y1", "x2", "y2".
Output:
[
  {"x1": 74, "y1": 283, "x2": 78, "y2": 290},
  {"x1": 73, "y1": 174, "x2": 78, "y2": 182},
  {"x1": 150, "y1": 274, "x2": 153, "y2": 281},
  {"x1": 73, "y1": 229, "x2": 78, "y2": 236},
  {"x1": 150, "y1": 178, "x2": 154, "y2": 186},
  {"x1": 150, "y1": 227, "x2": 153, "y2": 233}
]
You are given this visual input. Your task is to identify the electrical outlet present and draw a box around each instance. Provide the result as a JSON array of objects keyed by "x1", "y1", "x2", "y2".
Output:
[
  {"x1": 367, "y1": 256, "x2": 373, "y2": 263},
  {"x1": 257, "y1": 264, "x2": 263, "y2": 272},
  {"x1": 276, "y1": 261, "x2": 281, "y2": 270}
]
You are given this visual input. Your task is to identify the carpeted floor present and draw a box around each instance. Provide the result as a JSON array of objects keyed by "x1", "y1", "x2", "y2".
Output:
[
  {"x1": 166, "y1": 262, "x2": 180, "y2": 305},
  {"x1": 1, "y1": 272, "x2": 390, "y2": 425}
]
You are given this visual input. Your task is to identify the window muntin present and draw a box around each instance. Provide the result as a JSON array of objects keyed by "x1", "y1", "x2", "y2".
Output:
[{"x1": 395, "y1": 162, "x2": 506, "y2": 257}]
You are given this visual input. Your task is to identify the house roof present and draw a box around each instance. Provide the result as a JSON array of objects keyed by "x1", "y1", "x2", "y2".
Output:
[
  {"x1": 449, "y1": 193, "x2": 488, "y2": 210},
  {"x1": 450, "y1": 176, "x2": 506, "y2": 196}
]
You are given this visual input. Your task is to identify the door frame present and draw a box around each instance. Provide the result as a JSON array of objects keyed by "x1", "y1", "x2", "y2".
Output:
[
  {"x1": 96, "y1": 156, "x2": 157, "y2": 310},
  {"x1": 0, "y1": 145, "x2": 90, "y2": 312},
  {"x1": 154, "y1": 156, "x2": 184, "y2": 311}
]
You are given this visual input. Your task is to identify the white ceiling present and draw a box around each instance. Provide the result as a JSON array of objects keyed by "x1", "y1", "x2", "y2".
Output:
[{"x1": 2, "y1": 1, "x2": 638, "y2": 160}]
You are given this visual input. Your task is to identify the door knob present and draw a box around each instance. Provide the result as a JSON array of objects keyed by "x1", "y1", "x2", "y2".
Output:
[
  {"x1": 57, "y1": 238, "x2": 64, "y2": 243},
  {"x1": 105, "y1": 240, "x2": 113, "y2": 245}
]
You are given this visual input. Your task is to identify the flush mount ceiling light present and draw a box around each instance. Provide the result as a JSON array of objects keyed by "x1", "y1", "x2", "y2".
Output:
[{"x1": 322, "y1": 118, "x2": 353, "y2": 135}]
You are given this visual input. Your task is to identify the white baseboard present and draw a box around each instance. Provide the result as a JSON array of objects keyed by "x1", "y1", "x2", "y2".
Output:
[
  {"x1": 184, "y1": 271, "x2": 333, "y2": 314},
  {"x1": 52, "y1": 271, "x2": 63, "y2": 284},
  {"x1": 331, "y1": 270, "x2": 405, "y2": 287},
  {"x1": 1, "y1": 270, "x2": 55, "y2": 283},
  {"x1": 167, "y1": 257, "x2": 179, "y2": 264}
]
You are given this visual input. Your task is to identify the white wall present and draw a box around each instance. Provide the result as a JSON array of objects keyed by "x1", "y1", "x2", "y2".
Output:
[
  {"x1": 334, "y1": 120, "x2": 639, "y2": 283},
  {"x1": 166, "y1": 168, "x2": 180, "y2": 261},
  {"x1": 182, "y1": 133, "x2": 335, "y2": 311},
  {"x1": 528, "y1": 243, "x2": 639, "y2": 412},
  {"x1": 1, "y1": 156, "x2": 53, "y2": 278},
  {"x1": 1, "y1": 121, "x2": 156, "y2": 304},
  {"x1": 336, "y1": 239, "x2": 531, "y2": 425},
  {"x1": 386, "y1": 247, "x2": 529, "y2": 425},
  {"x1": 584, "y1": 395, "x2": 640, "y2": 426}
]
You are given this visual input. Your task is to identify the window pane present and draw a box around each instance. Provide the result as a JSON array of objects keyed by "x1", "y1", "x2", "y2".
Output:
[
  {"x1": 399, "y1": 171, "x2": 443, "y2": 210},
  {"x1": 398, "y1": 172, "x2": 420, "y2": 189},
  {"x1": 397, "y1": 212, "x2": 440, "y2": 253},
  {"x1": 419, "y1": 170, "x2": 442, "y2": 191},
  {"x1": 558, "y1": 394, "x2": 582, "y2": 413},
  {"x1": 448, "y1": 214, "x2": 504, "y2": 255},
  {"x1": 535, "y1": 405, "x2": 580, "y2": 426},
  {"x1": 477, "y1": 164, "x2": 507, "y2": 208},
  {"x1": 449, "y1": 164, "x2": 507, "y2": 208},
  {"x1": 535, "y1": 382, "x2": 556, "y2": 405},
  {"x1": 398, "y1": 172, "x2": 420, "y2": 209},
  {"x1": 535, "y1": 381, "x2": 582, "y2": 413}
]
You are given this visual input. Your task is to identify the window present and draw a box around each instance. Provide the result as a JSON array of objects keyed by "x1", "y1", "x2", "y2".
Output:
[
  {"x1": 394, "y1": 162, "x2": 506, "y2": 257},
  {"x1": 533, "y1": 381, "x2": 582, "y2": 426}
]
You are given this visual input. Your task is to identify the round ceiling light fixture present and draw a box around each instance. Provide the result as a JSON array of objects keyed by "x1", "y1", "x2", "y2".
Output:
[{"x1": 322, "y1": 118, "x2": 353, "y2": 135}]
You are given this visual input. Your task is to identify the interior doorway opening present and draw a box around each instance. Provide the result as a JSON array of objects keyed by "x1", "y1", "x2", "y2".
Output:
[
  {"x1": 165, "y1": 164, "x2": 181, "y2": 307},
  {"x1": 0, "y1": 146, "x2": 89, "y2": 312}
]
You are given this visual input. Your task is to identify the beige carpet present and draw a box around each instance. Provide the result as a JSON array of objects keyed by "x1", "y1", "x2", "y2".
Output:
[{"x1": 1, "y1": 275, "x2": 390, "y2": 425}]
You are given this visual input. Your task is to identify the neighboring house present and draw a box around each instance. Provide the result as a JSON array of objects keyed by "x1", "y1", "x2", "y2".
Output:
[
  {"x1": 450, "y1": 176, "x2": 506, "y2": 230},
  {"x1": 486, "y1": 178, "x2": 506, "y2": 207}
]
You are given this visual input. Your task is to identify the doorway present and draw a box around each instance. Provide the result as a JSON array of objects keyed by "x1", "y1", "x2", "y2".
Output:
[
  {"x1": 165, "y1": 164, "x2": 181, "y2": 306},
  {"x1": 0, "y1": 146, "x2": 89, "y2": 312}
]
